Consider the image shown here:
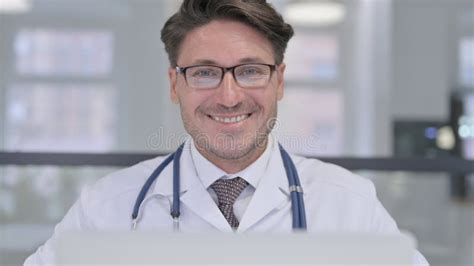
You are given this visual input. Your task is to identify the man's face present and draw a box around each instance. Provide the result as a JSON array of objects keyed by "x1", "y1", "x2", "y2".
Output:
[{"x1": 169, "y1": 20, "x2": 285, "y2": 161}]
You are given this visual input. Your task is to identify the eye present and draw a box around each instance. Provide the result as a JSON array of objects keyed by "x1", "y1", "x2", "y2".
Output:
[
  {"x1": 190, "y1": 68, "x2": 219, "y2": 78},
  {"x1": 240, "y1": 67, "x2": 262, "y2": 76},
  {"x1": 236, "y1": 65, "x2": 269, "y2": 77}
]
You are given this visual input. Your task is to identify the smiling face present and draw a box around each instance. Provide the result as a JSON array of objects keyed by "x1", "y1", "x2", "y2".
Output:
[{"x1": 169, "y1": 19, "x2": 285, "y2": 172}]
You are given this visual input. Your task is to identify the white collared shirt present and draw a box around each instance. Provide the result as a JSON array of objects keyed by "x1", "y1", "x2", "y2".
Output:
[{"x1": 190, "y1": 136, "x2": 274, "y2": 221}]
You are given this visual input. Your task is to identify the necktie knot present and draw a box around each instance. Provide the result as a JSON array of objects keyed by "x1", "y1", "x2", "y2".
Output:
[{"x1": 211, "y1": 176, "x2": 249, "y2": 229}]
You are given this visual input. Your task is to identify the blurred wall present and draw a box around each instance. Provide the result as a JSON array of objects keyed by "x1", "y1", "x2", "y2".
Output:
[{"x1": 391, "y1": 0, "x2": 472, "y2": 120}]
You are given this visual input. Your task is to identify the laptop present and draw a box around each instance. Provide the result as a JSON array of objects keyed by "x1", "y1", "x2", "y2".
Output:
[{"x1": 56, "y1": 231, "x2": 416, "y2": 265}]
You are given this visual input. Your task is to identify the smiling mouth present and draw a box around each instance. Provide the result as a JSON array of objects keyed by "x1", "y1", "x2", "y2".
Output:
[{"x1": 208, "y1": 113, "x2": 252, "y2": 124}]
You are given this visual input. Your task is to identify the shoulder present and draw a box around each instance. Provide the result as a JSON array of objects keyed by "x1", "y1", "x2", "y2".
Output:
[
  {"x1": 84, "y1": 155, "x2": 169, "y2": 207},
  {"x1": 290, "y1": 154, "x2": 376, "y2": 201}
]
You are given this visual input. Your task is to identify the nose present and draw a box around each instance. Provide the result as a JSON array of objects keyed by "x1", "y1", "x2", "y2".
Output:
[{"x1": 214, "y1": 71, "x2": 244, "y2": 108}]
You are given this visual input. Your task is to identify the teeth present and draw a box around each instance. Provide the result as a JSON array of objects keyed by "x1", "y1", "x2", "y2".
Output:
[{"x1": 211, "y1": 114, "x2": 249, "y2": 124}]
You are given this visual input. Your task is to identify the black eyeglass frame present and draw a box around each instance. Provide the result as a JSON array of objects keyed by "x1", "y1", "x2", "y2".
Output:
[{"x1": 175, "y1": 63, "x2": 278, "y2": 89}]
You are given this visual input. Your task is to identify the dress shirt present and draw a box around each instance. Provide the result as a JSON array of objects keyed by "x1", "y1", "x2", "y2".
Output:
[{"x1": 190, "y1": 136, "x2": 274, "y2": 221}]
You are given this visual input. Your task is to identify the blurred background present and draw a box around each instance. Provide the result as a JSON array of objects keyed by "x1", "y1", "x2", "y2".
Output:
[{"x1": 0, "y1": 0, "x2": 473, "y2": 265}]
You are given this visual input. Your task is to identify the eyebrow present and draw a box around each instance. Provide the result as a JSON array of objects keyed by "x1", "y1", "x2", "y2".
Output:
[
  {"x1": 239, "y1": 57, "x2": 267, "y2": 64},
  {"x1": 189, "y1": 57, "x2": 268, "y2": 66}
]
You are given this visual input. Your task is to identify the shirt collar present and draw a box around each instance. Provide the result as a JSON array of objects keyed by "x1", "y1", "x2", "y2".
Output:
[{"x1": 190, "y1": 135, "x2": 274, "y2": 189}]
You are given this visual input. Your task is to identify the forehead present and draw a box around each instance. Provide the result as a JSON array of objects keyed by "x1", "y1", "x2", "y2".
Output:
[{"x1": 177, "y1": 20, "x2": 275, "y2": 66}]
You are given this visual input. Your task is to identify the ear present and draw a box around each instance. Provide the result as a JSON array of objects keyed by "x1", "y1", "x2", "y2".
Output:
[
  {"x1": 276, "y1": 63, "x2": 285, "y2": 101},
  {"x1": 168, "y1": 67, "x2": 179, "y2": 104}
]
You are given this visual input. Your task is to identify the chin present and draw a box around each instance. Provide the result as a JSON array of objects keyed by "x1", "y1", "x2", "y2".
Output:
[
  {"x1": 209, "y1": 139, "x2": 256, "y2": 160},
  {"x1": 211, "y1": 147, "x2": 252, "y2": 161}
]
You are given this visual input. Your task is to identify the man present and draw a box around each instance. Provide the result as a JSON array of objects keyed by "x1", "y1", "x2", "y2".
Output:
[{"x1": 25, "y1": 0, "x2": 429, "y2": 265}]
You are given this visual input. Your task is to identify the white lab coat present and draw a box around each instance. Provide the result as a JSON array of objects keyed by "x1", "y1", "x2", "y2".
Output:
[{"x1": 25, "y1": 138, "x2": 429, "y2": 265}]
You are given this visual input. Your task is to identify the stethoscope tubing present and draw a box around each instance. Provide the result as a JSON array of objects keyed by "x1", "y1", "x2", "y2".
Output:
[
  {"x1": 132, "y1": 142, "x2": 306, "y2": 231},
  {"x1": 132, "y1": 152, "x2": 175, "y2": 221},
  {"x1": 279, "y1": 144, "x2": 306, "y2": 229}
]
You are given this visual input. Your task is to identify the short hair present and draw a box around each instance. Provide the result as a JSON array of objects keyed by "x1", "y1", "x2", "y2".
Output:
[{"x1": 161, "y1": 0, "x2": 294, "y2": 67}]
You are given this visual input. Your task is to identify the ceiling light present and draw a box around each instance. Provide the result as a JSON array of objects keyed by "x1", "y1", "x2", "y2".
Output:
[
  {"x1": 0, "y1": 0, "x2": 31, "y2": 14},
  {"x1": 284, "y1": 2, "x2": 346, "y2": 27}
]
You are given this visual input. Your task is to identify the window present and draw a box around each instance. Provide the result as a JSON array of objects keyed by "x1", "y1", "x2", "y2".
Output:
[
  {"x1": 285, "y1": 33, "x2": 339, "y2": 82},
  {"x1": 6, "y1": 83, "x2": 117, "y2": 152},
  {"x1": 15, "y1": 29, "x2": 114, "y2": 77},
  {"x1": 278, "y1": 30, "x2": 343, "y2": 156},
  {"x1": 277, "y1": 88, "x2": 344, "y2": 156},
  {"x1": 4, "y1": 29, "x2": 117, "y2": 152},
  {"x1": 459, "y1": 37, "x2": 474, "y2": 88}
]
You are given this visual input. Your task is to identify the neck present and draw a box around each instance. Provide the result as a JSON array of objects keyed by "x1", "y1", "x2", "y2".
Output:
[{"x1": 195, "y1": 138, "x2": 269, "y2": 174}]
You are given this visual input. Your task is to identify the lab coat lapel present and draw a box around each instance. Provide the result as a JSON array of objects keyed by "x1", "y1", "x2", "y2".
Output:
[
  {"x1": 181, "y1": 182, "x2": 232, "y2": 232},
  {"x1": 177, "y1": 141, "x2": 233, "y2": 232},
  {"x1": 237, "y1": 144, "x2": 289, "y2": 232},
  {"x1": 180, "y1": 174, "x2": 233, "y2": 232}
]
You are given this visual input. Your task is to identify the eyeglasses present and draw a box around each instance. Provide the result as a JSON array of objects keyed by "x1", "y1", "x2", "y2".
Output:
[{"x1": 176, "y1": 63, "x2": 277, "y2": 89}]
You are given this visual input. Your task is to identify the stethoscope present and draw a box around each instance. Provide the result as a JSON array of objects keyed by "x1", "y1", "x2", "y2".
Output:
[{"x1": 131, "y1": 142, "x2": 307, "y2": 231}]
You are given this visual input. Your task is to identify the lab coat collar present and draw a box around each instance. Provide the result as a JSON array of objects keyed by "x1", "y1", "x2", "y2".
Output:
[{"x1": 146, "y1": 134, "x2": 288, "y2": 194}]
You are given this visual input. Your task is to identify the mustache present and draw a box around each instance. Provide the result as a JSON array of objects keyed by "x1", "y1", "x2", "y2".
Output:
[{"x1": 200, "y1": 102, "x2": 258, "y2": 115}]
